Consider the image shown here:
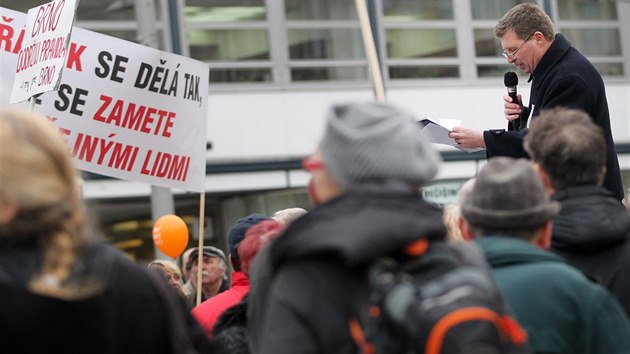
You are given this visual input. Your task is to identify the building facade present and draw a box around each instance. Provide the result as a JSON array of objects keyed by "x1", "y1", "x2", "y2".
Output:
[{"x1": 4, "y1": 0, "x2": 630, "y2": 260}]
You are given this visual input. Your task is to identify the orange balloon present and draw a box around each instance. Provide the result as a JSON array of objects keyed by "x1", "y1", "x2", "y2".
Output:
[{"x1": 152, "y1": 214, "x2": 189, "y2": 258}]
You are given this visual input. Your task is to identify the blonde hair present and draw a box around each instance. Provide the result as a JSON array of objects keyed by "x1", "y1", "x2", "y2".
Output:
[
  {"x1": 0, "y1": 110, "x2": 93, "y2": 299},
  {"x1": 443, "y1": 204, "x2": 465, "y2": 243},
  {"x1": 148, "y1": 260, "x2": 183, "y2": 285}
]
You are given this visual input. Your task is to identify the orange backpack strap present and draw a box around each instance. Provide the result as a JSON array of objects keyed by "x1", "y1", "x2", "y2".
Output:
[
  {"x1": 404, "y1": 238, "x2": 429, "y2": 257},
  {"x1": 425, "y1": 307, "x2": 529, "y2": 354},
  {"x1": 501, "y1": 315, "x2": 529, "y2": 345},
  {"x1": 349, "y1": 316, "x2": 376, "y2": 354}
]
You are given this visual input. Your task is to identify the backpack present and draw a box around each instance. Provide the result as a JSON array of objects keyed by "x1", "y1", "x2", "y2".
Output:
[{"x1": 349, "y1": 240, "x2": 531, "y2": 354}]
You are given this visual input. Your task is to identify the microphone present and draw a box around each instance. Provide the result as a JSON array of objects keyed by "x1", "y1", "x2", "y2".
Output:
[{"x1": 504, "y1": 71, "x2": 520, "y2": 130}]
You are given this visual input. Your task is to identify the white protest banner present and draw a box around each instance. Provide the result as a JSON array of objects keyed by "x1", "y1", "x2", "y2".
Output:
[
  {"x1": 0, "y1": 7, "x2": 209, "y2": 193},
  {"x1": 10, "y1": 0, "x2": 79, "y2": 103}
]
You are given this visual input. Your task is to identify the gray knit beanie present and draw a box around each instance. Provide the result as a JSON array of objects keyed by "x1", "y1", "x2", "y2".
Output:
[{"x1": 320, "y1": 102, "x2": 440, "y2": 190}]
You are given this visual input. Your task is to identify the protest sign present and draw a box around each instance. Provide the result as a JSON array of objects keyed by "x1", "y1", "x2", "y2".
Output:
[
  {"x1": 10, "y1": 0, "x2": 79, "y2": 103},
  {"x1": 0, "y1": 7, "x2": 209, "y2": 193}
]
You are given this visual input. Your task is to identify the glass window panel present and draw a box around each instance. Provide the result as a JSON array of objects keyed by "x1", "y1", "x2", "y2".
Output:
[
  {"x1": 78, "y1": 1, "x2": 139, "y2": 21},
  {"x1": 291, "y1": 67, "x2": 368, "y2": 81},
  {"x1": 389, "y1": 65, "x2": 459, "y2": 79},
  {"x1": 288, "y1": 29, "x2": 364, "y2": 60},
  {"x1": 88, "y1": 30, "x2": 137, "y2": 43},
  {"x1": 285, "y1": 0, "x2": 357, "y2": 20},
  {"x1": 477, "y1": 64, "x2": 524, "y2": 78},
  {"x1": 382, "y1": 0, "x2": 453, "y2": 21},
  {"x1": 592, "y1": 63, "x2": 624, "y2": 77},
  {"x1": 184, "y1": 0, "x2": 266, "y2": 22},
  {"x1": 188, "y1": 29, "x2": 269, "y2": 61},
  {"x1": 474, "y1": 29, "x2": 502, "y2": 57},
  {"x1": 471, "y1": 0, "x2": 534, "y2": 20},
  {"x1": 210, "y1": 68, "x2": 272, "y2": 83},
  {"x1": 563, "y1": 29, "x2": 621, "y2": 56},
  {"x1": 557, "y1": 0, "x2": 617, "y2": 20},
  {"x1": 2, "y1": 0, "x2": 41, "y2": 12},
  {"x1": 2, "y1": 0, "x2": 162, "y2": 20},
  {"x1": 386, "y1": 29, "x2": 457, "y2": 58}
]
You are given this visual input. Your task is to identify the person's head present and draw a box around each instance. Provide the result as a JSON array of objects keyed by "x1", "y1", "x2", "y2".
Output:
[
  {"x1": 494, "y1": 3, "x2": 555, "y2": 74},
  {"x1": 457, "y1": 177, "x2": 476, "y2": 207},
  {"x1": 187, "y1": 246, "x2": 227, "y2": 290},
  {"x1": 0, "y1": 110, "x2": 93, "y2": 298},
  {"x1": 237, "y1": 219, "x2": 285, "y2": 275},
  {"x1": 460, "y1": 157, "x2": 560, "y2": 249},
  {"x1": 148, "y1": 259, "x2": 184, "y2": 293},
  {"x1": 304, "y1": 102, "x2": 441, "y2": 204},
  {"x1": 272, "y1": 207, "x2": 307, "y2": 225},
  {"x1": 228, "y1": 214, "x2": 270, "y2": 271},
  {"x1": 524, "y1": 108, "x2": 606, "y2": 193}
]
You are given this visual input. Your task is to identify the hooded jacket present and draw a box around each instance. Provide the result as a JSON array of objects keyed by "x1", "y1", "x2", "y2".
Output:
[
  {"x1": 477, "y1": 236, "x2": 630, "y2": 354},
  {"x1": 550, "y1": 185, "x2": 630, "y2": 317},
  {"x1": 483, "y1": 33, "x2": 623, "y2": 200},
  {"x1": 249, "y1": 187, "x2": 446, "y2": 354}
]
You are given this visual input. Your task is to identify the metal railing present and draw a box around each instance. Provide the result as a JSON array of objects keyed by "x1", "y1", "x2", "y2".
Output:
[{"x1": 82, "y1": 143, "x2": 630, "y2": 180}]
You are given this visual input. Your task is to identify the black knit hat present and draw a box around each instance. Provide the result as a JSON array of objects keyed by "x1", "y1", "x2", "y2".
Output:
[{"x1": 228, "y1": 214, "x2": 270, "y2": 263}]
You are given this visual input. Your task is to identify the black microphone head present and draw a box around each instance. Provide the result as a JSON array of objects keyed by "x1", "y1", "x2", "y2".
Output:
[{"x1": 504, "y1": 71, "x2": 518, "y2": 87}]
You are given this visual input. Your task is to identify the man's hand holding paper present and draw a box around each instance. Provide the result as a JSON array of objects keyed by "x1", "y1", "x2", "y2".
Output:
[
  {"x1": 418, "y1": 118, "x2": 485, "y2": 152},
  {"x1": 448, "y1": 126, "x2": 486, "y2": 151}
]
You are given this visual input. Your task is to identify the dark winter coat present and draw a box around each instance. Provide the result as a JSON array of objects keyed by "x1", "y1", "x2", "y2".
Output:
[
  {"x1": 550, "y1": 185, "x2": 630, "y2": 317},
  {"x1": 249, "y1": 187, "x2": 446, "y2": 354},
  {"x1": 483, "y1": 33, "x2": 623, "y2": 200},
  {"x1": 0, "y1": 242, "x2": 212, "y2": 354},
  {"x1": 212, "y1": 295, "x2": 250, "y2": 354}
]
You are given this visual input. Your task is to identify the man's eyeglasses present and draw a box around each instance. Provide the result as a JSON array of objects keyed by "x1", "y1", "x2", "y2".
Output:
[
  {"x1": 501, "y1": 34, "x2": 533, "y2": 60},
  {"x1": 302, "y1": 157, "x2": 325, "y2": 172}
]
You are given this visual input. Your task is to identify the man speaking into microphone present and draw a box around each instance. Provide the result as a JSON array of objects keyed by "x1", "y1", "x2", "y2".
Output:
[{"x1": 448, "y1": 3, "x2": 624, "y2": 201}]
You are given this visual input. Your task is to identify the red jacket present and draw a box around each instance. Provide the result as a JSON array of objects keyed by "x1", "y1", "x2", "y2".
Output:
[{"x1": 192, "y1": 271, "x2": 250, "y2": 336}]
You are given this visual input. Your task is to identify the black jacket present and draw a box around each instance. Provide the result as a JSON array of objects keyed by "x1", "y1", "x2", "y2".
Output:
[
  {"x1": 550, "y1": 185, "x2": 630, "y2": 317},
  {"x1": 0, "y1": 242, "x2": 212, "y2": 354},
  {"x1": 484, "y1": 33, "x2": 624, "y2": 200},
  {"x1": 250, "y1": 187, "x2": 446, "y2": 354}
]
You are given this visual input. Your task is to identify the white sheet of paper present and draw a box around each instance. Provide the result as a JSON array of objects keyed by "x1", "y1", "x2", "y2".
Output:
[{"x1": 417, "y1": 118, "x2": 485, "y2": 153}]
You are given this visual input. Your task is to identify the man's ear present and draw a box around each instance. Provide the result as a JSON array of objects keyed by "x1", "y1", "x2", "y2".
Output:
[
  {"x1": 533, "y1": 163, "x2": 555, "y2": 195},
  {"x1": 0, "y1": 202, "x2": 18, "y2": 225},
  {"x1": 533, "y1": 220, "x2": 553, "y2": 250}
]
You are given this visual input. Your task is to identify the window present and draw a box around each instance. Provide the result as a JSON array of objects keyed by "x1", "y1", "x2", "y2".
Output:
[
  {"x1": 183, "y1": 0, "x2": 273, "y2": 84},
  {"x1": 1, "y1": 0, "x2": 167, "y2": 49},
  {"x1": 285, "y1": 0, "x2": 368, "y2": 82},
  {"x1": 469, "y1": 0, "x2": 625, "y2": 79},
  {"x1": 4, "y1": 0, "x2": 625, "y2": 85},
  {"x1": 380, "y1": 0, "x2": 459, "y2": 80},
  {"x1": 553, "y1": 0, "x2": 624, "y2": 77}
]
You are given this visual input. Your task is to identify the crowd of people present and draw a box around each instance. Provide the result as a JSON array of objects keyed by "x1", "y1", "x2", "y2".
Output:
[{"x1": 2, "y1": 3, "x2": 630, "y2": 354}]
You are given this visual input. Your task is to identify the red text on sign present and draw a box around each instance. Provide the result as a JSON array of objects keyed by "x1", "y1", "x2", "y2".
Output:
[
  {"x1": 31, "y1": 0, "x2": 66, "y2": 37},
  {"x1": 93, "y1": 95, "x2": 176, "y2": 137}
]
